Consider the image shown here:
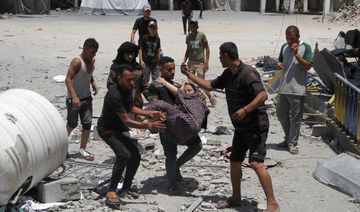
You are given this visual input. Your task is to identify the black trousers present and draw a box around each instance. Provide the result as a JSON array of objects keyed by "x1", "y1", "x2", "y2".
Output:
[
  {"x1": 97, "y1": 123, "x2": 140, "y2": 192},
  {"x1": 182, "y1": 15, "x2": 191, "y2": 34}
]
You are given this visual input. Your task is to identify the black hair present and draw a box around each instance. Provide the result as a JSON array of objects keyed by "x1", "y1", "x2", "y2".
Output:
[
  {"x1": 112, "y1": 41, "x2": 139, "y2": 64},
  {"x1": 83, "y1": 38, "x2": 99, "y2": 49},
  {"x1": 159, "y1": 56, "x2": 174, "y2": 67},
  {"x1": 114, "y1": 64, "x2": 134, "y2": 77},
  {"x1": 285, "y1": 25, "x2": 300, "y2": 37},
  {"x1": 219, "y1": 42, "x2": 239, "y2": 60},
  {"x1": 185, "y1": 82, "x2": 198, "y2": 93}
]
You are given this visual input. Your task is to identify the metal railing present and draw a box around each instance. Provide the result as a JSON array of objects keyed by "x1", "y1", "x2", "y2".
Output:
[{"x1": 334, "y1": 73, "x2": 360, "y2": 142}]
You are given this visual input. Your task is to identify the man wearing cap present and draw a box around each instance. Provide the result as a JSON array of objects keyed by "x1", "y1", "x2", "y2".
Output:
[
  {"x1": 131, "y1": 4, "x2": 157, "y2": 45},
  {"x1": 181, "y1": 0, "x2": 193, "y2": 35},
  {"x1": 138, "y1": 20, "x2": 161, "y2": 82},
  {"x1": 182, "y1": 19, "x2": 215, "y2": 106},
  {"x1": 181, "y1": 42, "x2": 280, "y2": 211}
]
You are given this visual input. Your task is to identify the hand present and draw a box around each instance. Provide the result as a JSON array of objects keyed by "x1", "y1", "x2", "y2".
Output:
[
  {"x1": 131, "y1": 39, "x2": 136, "y2": 44},
  {"x1": 151, "y1": 121, "x2": 167, "y2": 132},
  {"x1": 149, "y1": 111, "x2": 166, "y2": 121},
  {"x1": 276, "y1": 62, "x2": 283, "y2": 70},
  {"x1": 181, "y1": 64, "x2": 190, "y2": 76},
  {"x1": 155, "y1": 77, "x2": 166, "y2": 84},
  {"x1": 72, "y1": 97, "x2": 81, "y2": 109},
  {"x1": 203, "y1": 62, "x2": 209, "y2": 73},
  {"x1": 198, "y1": 91, "x2": 206, "y2": 101},
  {"x1": 92, "y1": 85, "x2": 98, "y2": 96},
  {"x1": 291, "y1": 42, "x2": 299, "y2": 55},
  {"x1": 231, "y1": 108, "x2": 246, "y2": 121},
  {"x1": 141, "y1": 61, "x2": 146, "y2": 68}
]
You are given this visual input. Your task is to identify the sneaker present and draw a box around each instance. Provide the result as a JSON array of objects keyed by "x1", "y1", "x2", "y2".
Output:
[{"x1": 169, "y1": 186, "x2": 181, "y2": 196}]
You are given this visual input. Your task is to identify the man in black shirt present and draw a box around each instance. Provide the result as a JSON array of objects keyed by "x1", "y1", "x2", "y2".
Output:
[
  {"x1": 182, "y1": 42, "x2": 280, "y2": 211},
  {"x1": 131, "y1": 4, "x2": 157, "y2": 45},
  {"x1": 97, "y1": 64, "x2": 166, "y2": 207},
  {"x1": 148, "y1": 56, "x2": 202, "y2": 196},
  {"x1": 181, "y1": 0, "x2": 193, "y2": 35}
]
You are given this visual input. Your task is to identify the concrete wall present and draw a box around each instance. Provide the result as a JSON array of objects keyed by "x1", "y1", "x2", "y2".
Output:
[{"x1": 240, "y1": 0, "x2": 277, "y2": 11}]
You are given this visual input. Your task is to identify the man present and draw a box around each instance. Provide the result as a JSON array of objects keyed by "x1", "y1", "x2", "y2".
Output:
[
  {"x1": 65, "y1": 38, "x2": 99, "y2": 161},
  {"x1": 148, "y1": 56, "x2": 203, "y2": 196},
  {"x1": 131, "y1": 4, "x2": 157, "y2": 45},
  {"x1": 139, "y1": 21, "x2": 161, "y2": 82},
  {"x1": 276, "y1": 25, "x2": 312, "y2": 155},
  {"x1": 180, "y1": 0, "x2": 193, "y2": 35},
  {"x1": 182, "y1": 42, "x2": 280, "y2": 211},
  {"x1": 97, "y1": 64, "x2": 166, "y2": 207},
  {"x1": 182, "y1": 19, "x2": 215, "y2": 106}
]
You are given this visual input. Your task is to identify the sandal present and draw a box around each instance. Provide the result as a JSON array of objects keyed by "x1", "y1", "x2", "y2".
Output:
[
  {"x1": 289, "y1": 144, "x2": 299, "y2": 154},
  {"x1": 119, "y1": 188, "x2": 140, "y2": 199},
  {"x1": 105, "y1": 192, "x2": 120, "y2": 208},
  {"x1": 78, "y1": 149, "x2": 95, "y2": 161},
  {"x1": 169, "y1": 186, "x2": 181, "y2": 196},
  {"x1": 216, "y1": 197, "x2": 241, "y2": 209},
  {"x1": 210, "y1": 97, "x2": 217, "y2": 107}
]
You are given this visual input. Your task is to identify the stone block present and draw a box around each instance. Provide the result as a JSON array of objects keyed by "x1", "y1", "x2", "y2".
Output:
[{"x1": 36, "y1": 178, "x2": 81, "y2": 203}]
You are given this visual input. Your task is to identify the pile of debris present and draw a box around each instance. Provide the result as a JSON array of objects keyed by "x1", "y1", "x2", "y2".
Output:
[{"x1": 326, "y1": 1, "x2": 360, "y2": 26}]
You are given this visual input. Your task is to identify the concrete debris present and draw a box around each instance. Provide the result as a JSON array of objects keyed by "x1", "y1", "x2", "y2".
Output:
[
  {"x1": 325, "y1": 3, "x2": 360, "y2": 26},
  {"x1": 36, "y1": 178, "x2": 81, "y2": 203},
  {"x1": 313, "y1": 153, "x2": 360, "y2": 200}
]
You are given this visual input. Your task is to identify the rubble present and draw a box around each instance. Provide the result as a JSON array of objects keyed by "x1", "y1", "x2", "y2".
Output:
[{"x1": 325, "y1": 2, "x2": 360, "y2": 26}]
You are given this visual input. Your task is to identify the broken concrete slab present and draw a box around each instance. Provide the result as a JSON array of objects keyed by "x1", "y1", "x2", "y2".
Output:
[
  {"x1": 312, "y1": 153, "x2": 360, "y2": 200},
  {"x1": 36, "y1": 178, "x2": 81, "y2": 203},
  {"x1": 313, "y1": 43, "x2": 345, "y2": 92}
]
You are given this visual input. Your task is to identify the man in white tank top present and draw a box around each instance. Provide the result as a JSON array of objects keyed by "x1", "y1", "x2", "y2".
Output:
[{"x1": 65, "y1": 38, "x2": 99, "y2": 161}]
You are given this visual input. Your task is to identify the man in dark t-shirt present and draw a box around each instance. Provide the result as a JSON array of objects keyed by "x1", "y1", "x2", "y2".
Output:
[
  {"x1": 97, "y1": 64, "x2": 166, "y2": 207},
  {"x1": 182, "y1": 42, "x2": 280, "y2": 211},
  {"x1": 148, "y1": 56, "x2": 202, "y2": 196},
  {"x1": 131, "y1": 4, "x2": 157, "y2": 45},
  {"x1": 181, "y1": 0, "x2": 193, "y2": 35}
]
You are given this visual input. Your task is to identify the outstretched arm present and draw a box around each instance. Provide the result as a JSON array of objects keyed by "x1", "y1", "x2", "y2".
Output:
[
  {"x1": 181, "y1": 65, "x2": 214, "y2": 91},
  {"x1": 155, "y1": 77, "x2": 179, "y2": 97}
]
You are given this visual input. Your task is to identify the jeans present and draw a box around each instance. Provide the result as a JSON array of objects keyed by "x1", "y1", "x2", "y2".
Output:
[
  {"x1": 276, "y1": 94, "x2": 304, "y2": 146},
  {"x1": 97, "y1": 121, "x2": 140, "y2": 192},
  {"x1": 144, "y1": 64, "x2": 160, "y2": 83},
  {"x1": 160, "y1": 133, "x2": 202, "y2": 187}
]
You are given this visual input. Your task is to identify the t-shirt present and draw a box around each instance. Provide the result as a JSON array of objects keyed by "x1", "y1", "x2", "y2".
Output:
[
  {"x1": 278, "y1": 41, "x2": 313, "y2": 96},
  {"x1": 148, "y1": 81, "x2": 181, "y2": 104},
  {"x1": 99, "y1": 83, "x2": 132, "y2": 131},
  {"x1": 211, "y1": 62, "x2": 269, "y2": 131},
  {"x1": 181, "y1": 1, "x2": 192, "y2": 16},
  {"x1": 132, "y1": 17, "x2": 157, "y2": 43},
  {"x1": 186, "y1": 31, "x2": 207, "y2": 62},
  {"x1": 139, "y1": 34, "x2": 161, "y2": 65}
]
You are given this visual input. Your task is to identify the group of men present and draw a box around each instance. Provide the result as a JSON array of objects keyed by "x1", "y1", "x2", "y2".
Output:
[{"x1": 64, "y1": 4, "x2": 312, "y2": 211}]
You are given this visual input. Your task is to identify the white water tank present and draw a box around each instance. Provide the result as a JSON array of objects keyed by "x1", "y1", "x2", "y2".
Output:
[{"x1": 0, "y1": 89, "x2": 68, "y2": 204}]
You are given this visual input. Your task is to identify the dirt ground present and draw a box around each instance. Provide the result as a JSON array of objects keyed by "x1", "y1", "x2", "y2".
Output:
[{"x1": 1, "y1": 9, "x2": 360, "y2": 212}]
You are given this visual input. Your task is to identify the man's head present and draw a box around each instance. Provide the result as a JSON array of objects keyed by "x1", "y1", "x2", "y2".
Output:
[
  {"x1": 159, "y1": 56, "x2": 175, "y2": 81},
  {"x1": 115, "y1": 64, "x2": 135, "y2": 91},
  {"x1": 285, "y1": 25, "x2": 300, "y2": 46},
  {"x1": 82, "y1": 38, "x2": 99, "y2": 62},
  {"x1": 148, "y1": 21, "x2": 157, "y2": 36},
  {"x1": 142, "y1": 4, "x2": 151, "y2": 18},
  {"x1": 219, "y1": 42, "x2": 239, "y2": 67},
  {"x1": 189, "y1": 19, "x2": 199, "y2": 34}
]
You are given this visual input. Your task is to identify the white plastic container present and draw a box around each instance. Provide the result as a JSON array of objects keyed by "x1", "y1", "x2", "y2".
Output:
[{"x1": 0, "y1": 89, "x2": 68, "y2": 204}]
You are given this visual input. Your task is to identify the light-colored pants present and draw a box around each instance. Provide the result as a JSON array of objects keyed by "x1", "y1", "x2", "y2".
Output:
[
  {"x1": 276, "y1": 94, "x2": 304, "y2": 146},
  {"x1": 187, "y1": 60, "x2": 213, "y2": 101}
]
